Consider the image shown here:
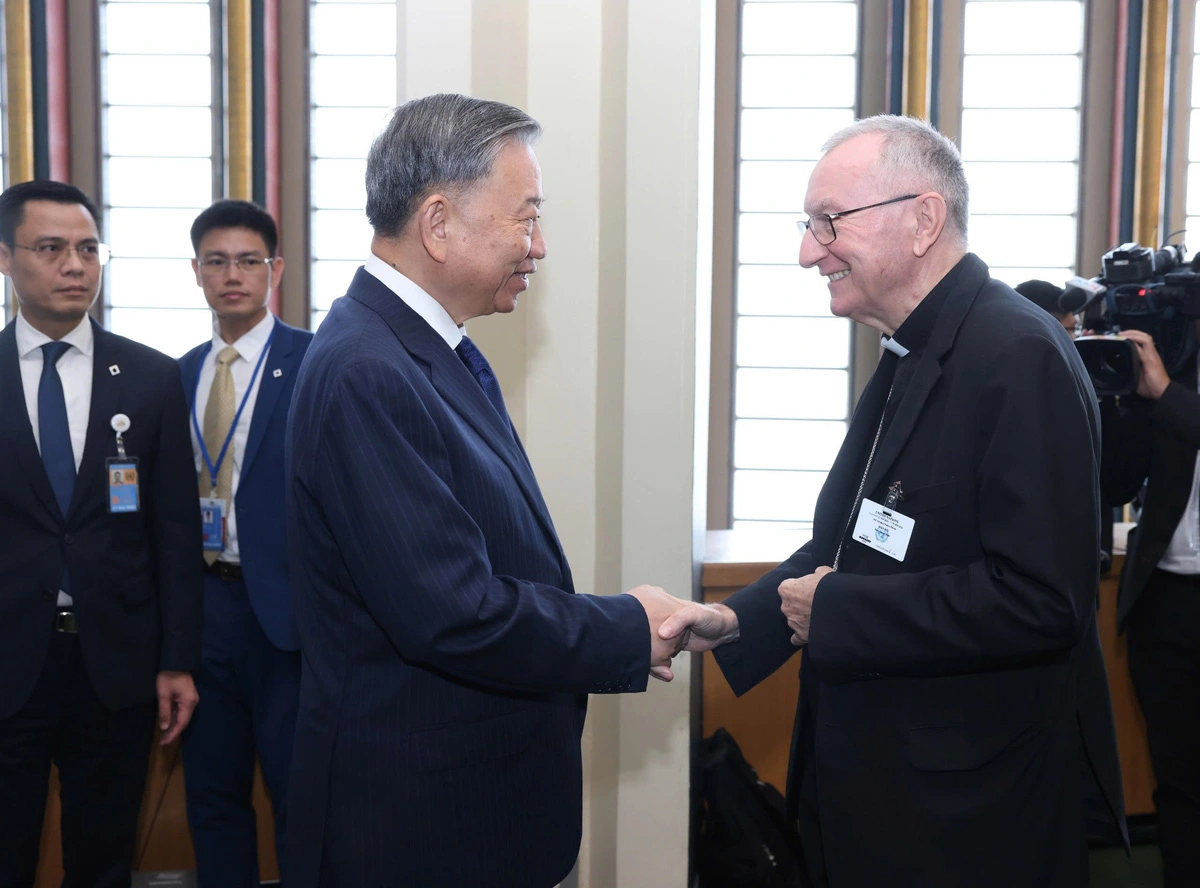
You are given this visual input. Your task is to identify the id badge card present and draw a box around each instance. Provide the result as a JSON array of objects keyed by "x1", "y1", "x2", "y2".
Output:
[
  {"x1": 200, "y1": 497, "x2": 227, "y2": 552},
  {"x1": 851, "y1": 497, "x2": 915, "y2": 562},
  {"x1": 107, "y1": 458, "x2": 140, "y2": 513}
]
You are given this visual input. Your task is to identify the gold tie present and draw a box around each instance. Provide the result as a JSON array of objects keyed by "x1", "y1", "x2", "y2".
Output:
[{"x1": 201, "y1": 346, "x2": 239, "y2": 565}]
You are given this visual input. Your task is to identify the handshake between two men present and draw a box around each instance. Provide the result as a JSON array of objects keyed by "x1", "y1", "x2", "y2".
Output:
[{"x1": 629, "y1": 565, "x2": 835, "y2": 681}]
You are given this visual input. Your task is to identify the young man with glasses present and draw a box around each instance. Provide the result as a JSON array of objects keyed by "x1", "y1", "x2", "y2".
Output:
[
  {"x1": 0, "y1": 179, "x2": 203, "y2": 887},
  {"x1": 177, "y1": 200, "x2": 313, "y2": 888},
  {"x1": 663, "y1": 116, "x2": 1127, "y2": 887}
]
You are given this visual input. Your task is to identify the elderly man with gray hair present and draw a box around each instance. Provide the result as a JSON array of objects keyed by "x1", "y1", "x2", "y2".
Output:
[
  {"x1": 662, "y1": 115, "x2": 1128, "y2": 886},
  {"x1": 283, "y1": 93, "x2": 684, "y2": 888}
]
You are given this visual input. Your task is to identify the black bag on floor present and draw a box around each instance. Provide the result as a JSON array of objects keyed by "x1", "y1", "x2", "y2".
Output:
[{"x1": 696, "y1": 728, "x2": 808, "y2": 888}]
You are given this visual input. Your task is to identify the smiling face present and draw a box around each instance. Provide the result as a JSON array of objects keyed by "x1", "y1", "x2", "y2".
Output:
[
  {"x1": 442, "y1": 140, "x2": 546, "y2": 321},
  {"x1": 0, "y1": 200, "x2": 102, "y2": 335},
  {"x1": 192, "y1": 226, "x2": 283, "y2": 337},
  {"x1": 798, "y1": 134, "x2": 918, "y2": 331}
]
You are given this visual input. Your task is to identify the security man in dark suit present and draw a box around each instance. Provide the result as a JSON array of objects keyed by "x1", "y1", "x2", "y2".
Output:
[
  {"x1": 0, "y1": 180, "x2": 203, "y2": 888},
  {"x1": 1101, "y1": 324, "x2": 1200, "y2": 887},
  {"x1": 663, "y1": 116, "x2": 1127, "y2": 887},
  {"x1": 178, "y1": 200, "x2": 312, "y2": 887}
]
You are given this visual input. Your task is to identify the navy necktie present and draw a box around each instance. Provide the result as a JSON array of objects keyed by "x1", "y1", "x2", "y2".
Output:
[
  {"x1": 455, "y1": 336, "x2": 510, "y2": 426},
  {"x1": 39, "y1": 341, "x2": 76, "y2": 515}
]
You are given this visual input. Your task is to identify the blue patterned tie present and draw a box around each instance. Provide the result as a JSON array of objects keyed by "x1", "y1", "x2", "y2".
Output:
[
  {"x1": 39, "y1": 341, "x2": 76, "y2": 516},
  {"x1": 455, "y1": 336, "x2": 510, "y2": 425}
]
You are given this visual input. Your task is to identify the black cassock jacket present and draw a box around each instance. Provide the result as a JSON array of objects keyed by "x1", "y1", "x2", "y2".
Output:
[{"x1": 716, "y1": 254, "x2": 1127, "y2": 887}]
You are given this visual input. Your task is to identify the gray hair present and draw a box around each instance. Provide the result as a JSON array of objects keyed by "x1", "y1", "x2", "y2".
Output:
[
  {"x1": 822, "y1": 115, "x2": 969, "y2": 245},
  {"x1": 366, "y1": 93, "x2": 542, "y2": 237}
]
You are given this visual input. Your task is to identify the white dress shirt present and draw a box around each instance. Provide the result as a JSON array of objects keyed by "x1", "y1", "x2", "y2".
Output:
[
  {"x1": 364, "y1": 253, "x2": 463, "y2": 350},
  {"x1": 1158, "y1": 350, "x2": 1200, "y2": 574},
  {"x1": 188, "y1": 312, "x2": 275, "y2": 564},
  {"x1": 17, "y1": 313, "x2": 94, "y2": 605}
]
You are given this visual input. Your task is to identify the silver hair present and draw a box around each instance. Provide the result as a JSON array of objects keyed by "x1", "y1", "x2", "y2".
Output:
[
  {"x1": 822, "y1": 115, "x2": 969, "y2": 244},
  {"x1": 365, "y1": 93, "x2": 542, "y2": 237}
]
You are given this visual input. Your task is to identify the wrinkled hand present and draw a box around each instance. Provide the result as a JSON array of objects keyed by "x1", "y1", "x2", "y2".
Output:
[
  {"x1": 627, "y1": 585, "x2": 689, "y2": 682},
  {"x1": 1121, "y1": 329, "x2": 1170, "y2": 400},
  {"x1": 658, "y1": 601, "x2": 739, "y2": 653},
  {"x1": 779, "y1": 566, "x2": 833, "y2": 646},
  {"x1": 156, "y1": 671, "x2": 199, "y2": 745}
]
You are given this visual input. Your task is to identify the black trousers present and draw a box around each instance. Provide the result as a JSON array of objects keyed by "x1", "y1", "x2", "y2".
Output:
[
  {"x1": 1126, "y1": 568, "x2": 1200, "y2": 888},
  {"x1": 0, "y1": 629, "x2": 156, "y2": 888}
]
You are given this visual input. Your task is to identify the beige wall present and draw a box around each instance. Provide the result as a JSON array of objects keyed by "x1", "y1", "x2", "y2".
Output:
[{"x1": 395, "y1": 1, "x2": 713, "y2": 885}]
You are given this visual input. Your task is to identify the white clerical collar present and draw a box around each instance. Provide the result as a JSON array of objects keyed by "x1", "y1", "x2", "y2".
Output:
[
  {"x1": 16, "y1": 311, "x2": 94, "y2": 359},
  {"x1": 881, "y1": 335, "x2": 909, "y2": 357},
  {"x1": 364, "y1": 253, "x2": 463, "y2": 349}
]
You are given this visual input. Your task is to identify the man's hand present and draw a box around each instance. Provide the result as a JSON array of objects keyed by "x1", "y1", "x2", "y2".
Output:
[
  {"x1": 156, "y1": 671, "x2": 199, "y2": 745},
  {"x1": 1121, "y1": 329, "x2": 1170, "y2": 400},
  {"x1": 627, "y1": 585, "x2": 689, "y2": 682},
  {"x1": 658, "y1": 602, "x2": 740, "y2": 653},
  {"x1": 779, "y1": 566, "x2": 833, "y2": 646}
]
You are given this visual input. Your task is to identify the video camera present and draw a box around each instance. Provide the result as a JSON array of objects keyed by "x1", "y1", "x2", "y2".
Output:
[{"x1": 1069, "y1": 242, "x2": 1200, "y2": 397}]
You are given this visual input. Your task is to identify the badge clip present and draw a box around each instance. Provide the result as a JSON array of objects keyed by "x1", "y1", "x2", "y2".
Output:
[
  {"x1": 884, "y1": 481, "x2": 903, "y2": 510},
  {"x1": 110, "y1": 413, "x2": 131, "y2": 459}
]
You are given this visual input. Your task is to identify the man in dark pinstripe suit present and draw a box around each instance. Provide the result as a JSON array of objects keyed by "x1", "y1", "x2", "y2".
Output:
[{"x1": 284, "y1": 94, "x2": 685, "y2": 888}]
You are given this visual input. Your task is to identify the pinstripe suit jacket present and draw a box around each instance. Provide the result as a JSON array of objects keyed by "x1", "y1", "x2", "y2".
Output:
[{"x1": 284, "y1": 268, "x2": 650, "y2": 888}]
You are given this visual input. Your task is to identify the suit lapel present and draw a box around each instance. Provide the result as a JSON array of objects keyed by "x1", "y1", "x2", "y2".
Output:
[
  {"x1": 179, "y1": 345, "x2": 205, "y2": 411},
  {"x1": 0, "y1": 321, "x2": 61, "y2": 520},
  {"x1": 860, "y1": 259, "x2": 984, "y2": 497},
  {"x1": 348, "y1": 270, "x2": 567, "y2": 564},
  {"x1": 242, "y1": 318, "x2": 295, "y2": 477},
  {"x1": 71, "y1": 320, "x2": 123, "y2": 517},
  {"x1": 816, "y1": 348, "x2": 898, "y2": 560}
]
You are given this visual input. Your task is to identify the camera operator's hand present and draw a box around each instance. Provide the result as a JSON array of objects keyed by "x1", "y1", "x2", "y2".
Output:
[{"x1": 1121, "y1": 329, "x2": 1170, "y2": 399}]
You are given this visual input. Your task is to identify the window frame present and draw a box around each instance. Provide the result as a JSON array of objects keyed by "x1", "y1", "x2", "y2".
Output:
[{"x1": 707, "y1": 0, "x2": 1119, "y2": 531}]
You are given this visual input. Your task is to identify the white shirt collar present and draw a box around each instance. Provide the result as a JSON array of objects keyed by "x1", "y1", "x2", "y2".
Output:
[
  {"x1": 880, "y1": 335, "x2": 909, "y2": 357},
  {"x1": 16, "y1": 312, "x2": 94, "y2": 359},
  {"x1": 364, "y1": 252, "x2": 463, "y2": 349},
  {"x1": 212, "y1": 311, "x2": 275, "y2": 362}
]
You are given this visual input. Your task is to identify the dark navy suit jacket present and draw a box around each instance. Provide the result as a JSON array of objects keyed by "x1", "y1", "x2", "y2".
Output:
[
  {"x1": 0, "y1": 318, "x2": 203, "y2": 718},
  {"x1": 715, "y1": 256, "x2": 1127, "y2": 887},
  {"x1": 179, "y1": 317, "x2": 313, "y2": 651},
  {"x1": 284, "y1": 269, "x2": 650, "y2": 888}
]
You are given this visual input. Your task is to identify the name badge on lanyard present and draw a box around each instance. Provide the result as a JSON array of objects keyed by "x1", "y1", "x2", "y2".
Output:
[
  {"x1": 192, "y1": 330, "x2": 274, "y2": 549},
  {"x1": 851, "y1": 482, "x2": 913, "y2": 562},
  {"x1": 107, "y1": 460, "x2": 139, "y2": 512},
  {"x1": 107, "y1": 413, "x2": 139, "y2": 513},
  {"x1": 200, "y1": 497, "x2": 227, "y2": 550}
]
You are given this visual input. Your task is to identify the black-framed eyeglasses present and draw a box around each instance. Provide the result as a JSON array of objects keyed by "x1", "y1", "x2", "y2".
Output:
[
  {"x1": 797, "y1": 194, "x2": 920, "y2": 246},
  {"x1": 10, "y1": 240, "x2": 111, "y2": 266}
]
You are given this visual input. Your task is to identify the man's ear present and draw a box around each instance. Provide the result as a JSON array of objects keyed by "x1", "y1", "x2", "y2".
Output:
[
  {"x1": 191, "y1": 258, "x2": 202, "y2": 287},
  {"x1": 0, "y1": 242, "x2": 13, "y2": 277},
  {"x1": 418, "y1": 194, "x2": 451, "y2": 264},
  {"x1": 912, "y1": 192, "x2": 948, "y2": 258},
  {"x1": 269, "y1": 256, "x2": 285, "y2": 289}
]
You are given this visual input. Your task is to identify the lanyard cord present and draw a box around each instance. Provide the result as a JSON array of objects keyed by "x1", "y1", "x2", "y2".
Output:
[{"x1": 191, "y1": 328, "x2": 275, "y2": 490}]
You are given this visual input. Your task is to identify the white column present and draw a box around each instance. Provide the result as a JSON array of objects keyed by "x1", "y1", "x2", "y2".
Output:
[
  {"x1": 615, "y1": 0, "x2": 713, "y2": 885},
  {"x1": 399, "y1": 0, "x2": 473, "y2": 100}
]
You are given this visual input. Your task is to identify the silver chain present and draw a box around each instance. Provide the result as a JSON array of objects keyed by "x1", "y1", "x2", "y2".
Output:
[{"x1": 832, "y1": 382, "x2": 895, "y2": 571}]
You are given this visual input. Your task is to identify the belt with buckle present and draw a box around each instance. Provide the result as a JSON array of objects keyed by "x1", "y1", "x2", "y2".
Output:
[
  {"x1": 54, "y1": 609, "x2": 78, "y2": 633},
  {"x1": 206, "y1": 561, "x2": 243, "y2": 582}
]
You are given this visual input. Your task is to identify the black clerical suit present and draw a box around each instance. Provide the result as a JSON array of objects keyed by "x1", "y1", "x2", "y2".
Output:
[
  {"x1": 0, "y1": 318, "x2": 203, "y2": 888},
  {"x1": 715, "y1": 255, "x2": 1127, "y2": 887},
  {"x1": 1102, "y1": 357, "x2": 1200, "y2": 887}
]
